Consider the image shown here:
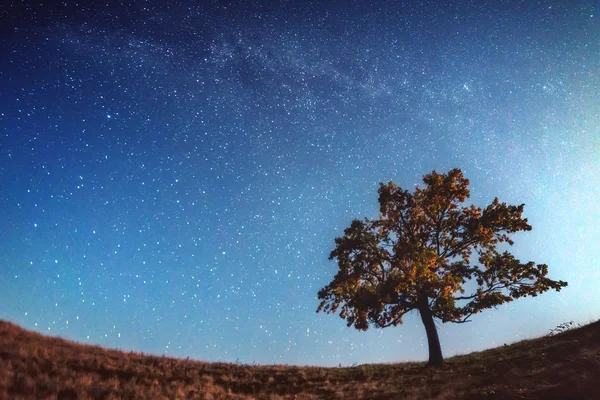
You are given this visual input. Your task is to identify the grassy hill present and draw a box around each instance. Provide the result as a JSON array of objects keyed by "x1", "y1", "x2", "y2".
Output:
[{"x1": 1, "y1": 319, "x2": 599, "y2": 399}]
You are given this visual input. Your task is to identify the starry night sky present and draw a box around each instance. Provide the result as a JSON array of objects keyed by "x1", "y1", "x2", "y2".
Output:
[{"x1": 1, "y1": 0, "x2": 599, "y2": 366}]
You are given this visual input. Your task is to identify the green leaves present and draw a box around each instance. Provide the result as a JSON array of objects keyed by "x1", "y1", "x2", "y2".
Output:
[{"x1": 317, "y1": 168, "x2": 567, "y2": 330}]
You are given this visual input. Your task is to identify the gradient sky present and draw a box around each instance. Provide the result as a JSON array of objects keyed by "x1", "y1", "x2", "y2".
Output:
[{"x1": 1, "y1": 0, "x2": 599, "y2": 367}]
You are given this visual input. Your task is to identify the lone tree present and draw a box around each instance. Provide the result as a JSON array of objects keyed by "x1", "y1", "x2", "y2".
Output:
[{"x1": 317, "y1": 168, "x2": 567, "y2": 366}]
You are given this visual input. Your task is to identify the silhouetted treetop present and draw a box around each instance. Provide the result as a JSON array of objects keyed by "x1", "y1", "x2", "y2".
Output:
[{"x1": 317, "y1": 168, "x2": 567, "y2": 366}]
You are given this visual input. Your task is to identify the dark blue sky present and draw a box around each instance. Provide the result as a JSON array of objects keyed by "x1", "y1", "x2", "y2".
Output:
[{"x1": 1, "y1": 0, "x2": 599, "y2": 366}]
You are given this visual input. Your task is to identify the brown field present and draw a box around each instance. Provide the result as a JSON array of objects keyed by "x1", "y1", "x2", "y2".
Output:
[{"x1": 1, "y1": 319, "x2": 599, "y2": 399}]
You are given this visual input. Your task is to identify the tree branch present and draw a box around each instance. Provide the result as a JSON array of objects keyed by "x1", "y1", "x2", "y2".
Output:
[
  {"x1": 452, "y1": 311, "x2": 474, "y2": 324},
  {"x1": 453, "y1": 282, "x2": 504, "y2": 301},
  {"x1": 444, "y1": 237, "x2": 478, "y2": 260},
  {"x1": 397, "y1": 211, "x2": 415, "y2": 243},
  {"x1": 381, "y1": 308, "x2": 414, "y2": 327}
]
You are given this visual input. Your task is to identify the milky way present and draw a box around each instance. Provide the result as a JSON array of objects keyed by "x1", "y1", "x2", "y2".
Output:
[{"x1": 1, "y1": 1, "x2": 599, "y2": 366}]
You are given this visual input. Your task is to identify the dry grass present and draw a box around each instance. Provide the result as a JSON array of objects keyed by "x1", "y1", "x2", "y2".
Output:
[{"x1": 1, "y1": 319, "x2": 599, "y2": 399}]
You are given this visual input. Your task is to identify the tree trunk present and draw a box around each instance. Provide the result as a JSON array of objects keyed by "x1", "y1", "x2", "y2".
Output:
[{"x1": 418, "y1": 296, "x2": 444, "y2": 366}]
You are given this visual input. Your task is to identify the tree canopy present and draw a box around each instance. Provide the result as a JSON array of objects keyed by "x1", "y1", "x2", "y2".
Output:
[{"x1": 317, "y1": 168, "x2": 567, "y2": 365}]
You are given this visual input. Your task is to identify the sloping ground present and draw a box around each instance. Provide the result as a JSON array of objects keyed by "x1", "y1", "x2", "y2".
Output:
[{"x1": 0, "y1": 319, "x2": 599, "y2": 399}]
